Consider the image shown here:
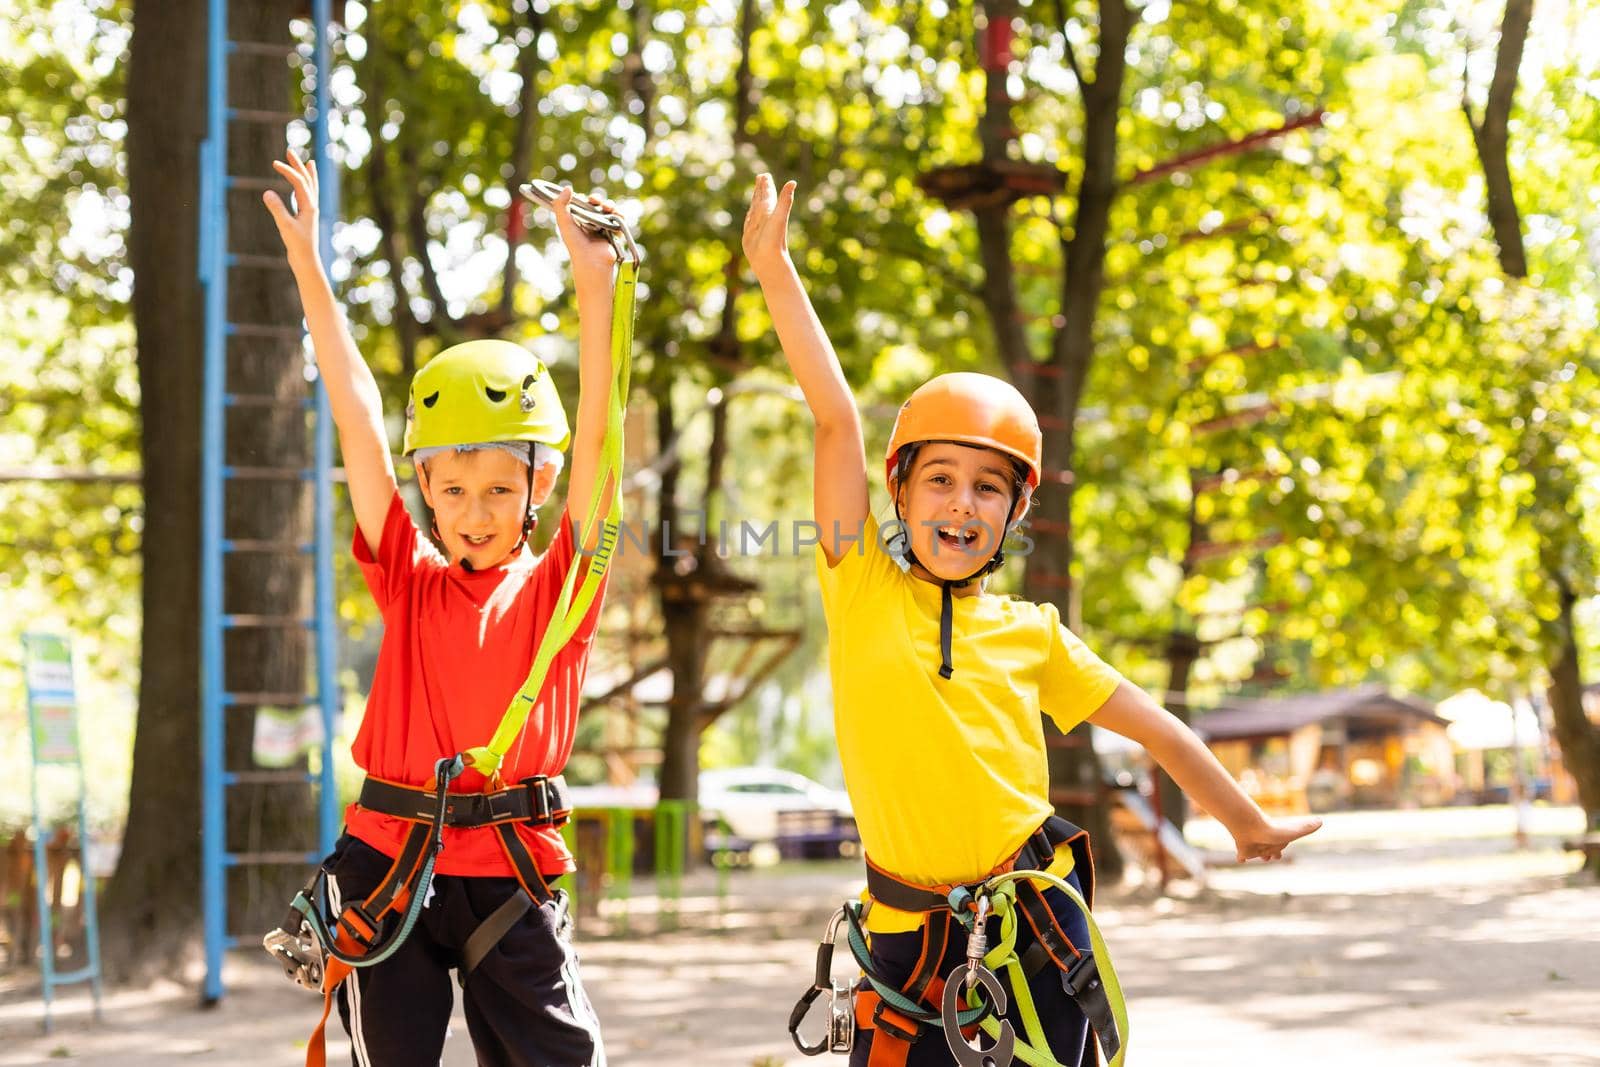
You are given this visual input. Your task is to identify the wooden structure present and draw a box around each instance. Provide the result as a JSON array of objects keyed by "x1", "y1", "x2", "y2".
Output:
[{"x1": 1192, "y1": 687, "x2": 1454, "y2": 813}]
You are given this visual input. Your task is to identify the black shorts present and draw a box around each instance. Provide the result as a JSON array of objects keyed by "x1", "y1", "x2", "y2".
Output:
[{"x1": 323, "y1": 834, "x2": 604, "y2": 1067}]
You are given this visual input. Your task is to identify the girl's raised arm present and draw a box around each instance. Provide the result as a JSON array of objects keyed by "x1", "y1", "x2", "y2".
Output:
[{"x1": 742, "y1": 174, "x2": 868, "y2": 563}]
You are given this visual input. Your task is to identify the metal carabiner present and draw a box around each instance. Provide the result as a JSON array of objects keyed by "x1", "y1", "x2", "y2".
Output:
[
  {"x1": 263, "y1": 919, "x2": 326, "y2": 992},
  {"x1": 940, "y1": 963, "x2": 1015, "y2": 1067},
  {"x1": 964, "y1": 894, "x2": 991, "y2": 988},
  {"x1": 519, "y1": 179, "x2": 643, "y2": 268},
  {"x1": 789, "y1": 907, "x2": 856, "y2": 1055}
]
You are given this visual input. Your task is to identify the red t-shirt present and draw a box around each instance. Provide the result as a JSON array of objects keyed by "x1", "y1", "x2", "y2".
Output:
[{"x1": 344, "y1": 491, "x2": 606, "y2": 877}]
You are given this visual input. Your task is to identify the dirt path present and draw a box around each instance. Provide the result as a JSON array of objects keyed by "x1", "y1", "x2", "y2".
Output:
[{"x1": 2, "y1": 808, "x2": 1595, "y2": 1066}]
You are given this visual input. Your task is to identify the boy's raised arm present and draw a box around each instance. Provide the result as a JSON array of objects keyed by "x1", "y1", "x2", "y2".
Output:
[
  {"x1": 262, "y1": 150, "x2": 397, "y2": 557},
  {"x1": 742, "y1": 174, "x2": 868, "y2": 564},
  {"x1": 550, "y1": 187, "x2": 622, "y2": 553}
]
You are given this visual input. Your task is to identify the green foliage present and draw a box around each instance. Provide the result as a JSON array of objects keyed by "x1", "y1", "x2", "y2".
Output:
[
  {"x1": 7, "y1": 0, "x2": 1600, "y2": 814},
  {"x1": 0, "y1": 0, "x2": 136, "y2": 831}
]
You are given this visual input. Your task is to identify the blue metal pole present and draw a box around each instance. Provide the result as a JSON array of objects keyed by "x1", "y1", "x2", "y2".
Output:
[
  {"x1": 199, "y1": 0, "x2": 230, "y2": 1006},
  {"x1": 30, "y1": 743, "x2": 55, "y2": 1032},
  {"x1": 76, "y1": 759, "x2": 104, "y2": 1020},
  {"x1": 310, "y1": 0, "x2": 340, "y2": 857}
]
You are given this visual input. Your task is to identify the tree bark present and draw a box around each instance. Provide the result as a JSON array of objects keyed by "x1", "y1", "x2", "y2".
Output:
[
  {"x1": 650, "y1": 0, "x2": 752, "y2": 834},
  {"x1": 105, "y1": 0, "x2": 209, "y2": 980},
  {"x1": 654, "y1": 395, "x2": 711, "y2": 807},
  {"x1": 985, "y1": 0, "x2": 1133, "y2": 880},
  {"x1": 220, "y1": 0, "x2": 318, "y2": 940},
  {"x1": 1463, "y1": 0, "x2": 1599, "y2": 840},
  {"x1": 1548, "y1": 583, "x2": 1600, "y2": 840},
  {"x1": 1463, "y1": 0, "x2": 1532, "y2": 279},
  {"x1": 107, "y1": 0, "x2": 311, "y2": 981}
]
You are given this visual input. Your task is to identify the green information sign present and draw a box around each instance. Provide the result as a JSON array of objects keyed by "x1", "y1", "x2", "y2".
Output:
[
  {"x1": 22, "y1": 633, "x2": 81, "y2": 766},
  {"x1": 19, "y1": 630, "x2": 101, "y2": 1029}
]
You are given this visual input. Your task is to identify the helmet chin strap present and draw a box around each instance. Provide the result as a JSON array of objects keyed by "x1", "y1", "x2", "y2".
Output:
[{"x1": 891, "y1": 502, "x2": 1015, "y2": 682}]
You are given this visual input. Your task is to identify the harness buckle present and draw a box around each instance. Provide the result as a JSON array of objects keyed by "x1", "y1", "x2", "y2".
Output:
[
  {"x1": 337, "y1": 902, "x2": 381, "y2": 948},
  {"x1": 871, "y1": 999, "x2": 921, "y2": 1044},
  {"x1": 486, "y1": 787, "x2": 519, "y2": 823},
  {"x1": 263, "y1": 920, "x2": 325, "y2": 992},
  {"x1": 523, "y1": 775, "x2": 553, "y2": 823},
  {"x1": 1063, "y1": 950, "x2": 1100, "y2": 998}
]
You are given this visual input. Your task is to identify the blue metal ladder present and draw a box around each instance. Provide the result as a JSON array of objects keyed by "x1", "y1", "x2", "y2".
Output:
[{"x1": 197, "y1": 0, "x2": 340, "y2": 1004}]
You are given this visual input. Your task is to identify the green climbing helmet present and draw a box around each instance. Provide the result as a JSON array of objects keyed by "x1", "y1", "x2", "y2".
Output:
[{"x1": 402, "y1": 339, "x2": 570, "y2": 455}]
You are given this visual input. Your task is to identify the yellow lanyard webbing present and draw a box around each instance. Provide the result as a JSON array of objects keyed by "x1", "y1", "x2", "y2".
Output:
[{"x1": 463, "y1": 258, "x2": 637, "y2": 778}]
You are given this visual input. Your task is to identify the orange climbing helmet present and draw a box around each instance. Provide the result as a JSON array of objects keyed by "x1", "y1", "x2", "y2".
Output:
[{"x1": 884, "y1": 372, "x2": 1043, "y2": 490}]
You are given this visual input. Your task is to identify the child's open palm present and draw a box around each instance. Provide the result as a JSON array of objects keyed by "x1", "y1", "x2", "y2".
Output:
[
  {"x1": 262, "y1": 149, "x2": 320, "y2": 266},
  {"x1": 742, "y1": 173, "x2": 796, "y2": 271}
]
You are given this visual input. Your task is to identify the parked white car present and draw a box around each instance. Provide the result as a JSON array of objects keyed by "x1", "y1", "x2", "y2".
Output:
[{"x1": 698, "y1": 767, "x2": 853, "y2": 843}]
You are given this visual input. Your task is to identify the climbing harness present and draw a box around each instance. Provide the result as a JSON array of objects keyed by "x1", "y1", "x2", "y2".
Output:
[
  {"x1": 790, "y1": 817, "x2": 1128, "y2": 1067},
  {"x1": 262, "y1": 183, "x2": 640, "y2": 1067}
]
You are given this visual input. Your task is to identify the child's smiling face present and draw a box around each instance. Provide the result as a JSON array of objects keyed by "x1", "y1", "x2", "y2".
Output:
[
  {"x1": 892, "y1": 442, "x2": 1027, "y2": 585},
  {"x1": 418, "y1": 447, "x2": 553, "y2": 568}
]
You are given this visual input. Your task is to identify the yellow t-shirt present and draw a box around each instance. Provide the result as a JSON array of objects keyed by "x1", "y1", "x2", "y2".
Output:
[{"x1": 816, "y1": 514, "x2": 1123, "y2": 931}]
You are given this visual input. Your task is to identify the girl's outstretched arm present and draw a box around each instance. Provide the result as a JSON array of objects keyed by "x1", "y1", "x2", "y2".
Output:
[
  {"x1": 742, "y1": 174, "x2": 867, "y2": 564},
  {"x1": 1090, "y1": 682, "x2": 1323, "y2": 861},
  {"x1": 262, "y1": 149, "x2": 397, "y2": 556}
]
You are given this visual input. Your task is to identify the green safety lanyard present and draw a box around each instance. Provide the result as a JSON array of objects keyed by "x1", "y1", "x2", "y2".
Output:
[
  {"x1": 963, "y1": 869, "x2": 1130, "y2": 1067},
  {"x1": 463, "y1": 255, "x2": 638, "y2": 780}
]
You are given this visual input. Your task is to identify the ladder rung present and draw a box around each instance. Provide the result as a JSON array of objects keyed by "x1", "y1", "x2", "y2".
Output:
[
  {"x1": 223, "y1": 538, "x2": 313, "y2": 554},
  {"x1": 223, "y1": 614, "x2": 314, "y2": 629},
  {"x1": 227, "y1": 107, "x2": 302, "y2": 125},
  {"x1": 224, "y1": 176, "x2": 280, "y2": 193},
  {"x1": 227, "y1": 322, "x2": 305, "y2": 339},
  {"x1": 226, "y1": 252, "x2": 294, "y2": 270},
  {"x1": 224, "y1": 769, "x2": 317, "y2": 786},
  {"x1": 224, "y1": 851, "x2": 320, "y2": 867},
  {"x1": 223, "y1": 465, "x2": 313, "y2": 480},
  {"x1": 223, "y1": 691, "x2": 316, "y2": 707},
  {"x1": 225, "y1": 392, "x2": 313, "y2": 410},
  {"x1": 228, "y1": 39, "x2": 295, "y2": 58}
]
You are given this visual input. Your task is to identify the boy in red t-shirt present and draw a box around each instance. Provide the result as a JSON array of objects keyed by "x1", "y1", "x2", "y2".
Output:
[{"x1": 263, "y1": 150, "x2": 619, "y2": 1067}]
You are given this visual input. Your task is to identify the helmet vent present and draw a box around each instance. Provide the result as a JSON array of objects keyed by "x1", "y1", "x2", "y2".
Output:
[
  {"x1": 421, "y1": 391, "x2": 440, "y2": 408},
  {"x1": 485, "y1": 387, "x2": 508, "y2": 402}
]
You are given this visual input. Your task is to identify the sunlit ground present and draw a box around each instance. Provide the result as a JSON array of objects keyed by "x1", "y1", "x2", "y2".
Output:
[{"x1": 2, "y1": 805, "x2": 1594, "y2": 1066}]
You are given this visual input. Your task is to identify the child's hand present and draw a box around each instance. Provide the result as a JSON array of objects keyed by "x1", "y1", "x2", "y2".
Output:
[
  {"x1": 1231, "y1": 815, "x2": 1322, "y2": 862},
  {"x1": 262, "y1": 149, "x2": 321, "y2": 268},
  {"x1": 742, "y1": 172, "x2": 796, "y2": 275},
  {"x1": 552, "y1": 186, "x2": 621, "y2": 299}
]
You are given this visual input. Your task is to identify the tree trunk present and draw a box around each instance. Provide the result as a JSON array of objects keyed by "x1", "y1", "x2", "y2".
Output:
[
  {"x1": 1011, "y1": 0, "x2": 1133, "y2": 880},
  {"x1": 1548, "y1": 581, "x2": 1600, "y2": 841},
  {"x1": 1463, "y1": 0, "x2": 1599, "y2": 841},
  {"x1": 1464, "y1": 0, "x2": 1532, "y2": 278},
  {"x1": 220, "y1": 0, "x2": 318, "y2": 940},
  {"x1": 1157, "y1": 630, "x2": 1201, "y2": 829},
  {"x1": 654, "y1": 395, "x2": 710, "y2": 808},
  {"x1": 104, "y1": 0, "x2": 209, "y2": 980},
  {"x1": 107, "y1": 0, "x2": 310, "y2": 980}
]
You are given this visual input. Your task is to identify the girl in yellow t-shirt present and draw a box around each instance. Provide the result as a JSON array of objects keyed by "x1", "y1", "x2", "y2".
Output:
[{"x1": 744, "y1": 174, "x2": 1320, "y2": 1067}]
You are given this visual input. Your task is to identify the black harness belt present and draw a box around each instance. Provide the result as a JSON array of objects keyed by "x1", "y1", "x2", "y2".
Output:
[
  {"x1": 864, "y1": 815, "x2": 1094, "y2": 915},
  {"x1": 358, "y1": 773, "x2": 571, "y2": 829},
  {"x1": 356, "y1": 773, "x2": 573, "y2": 976}
]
